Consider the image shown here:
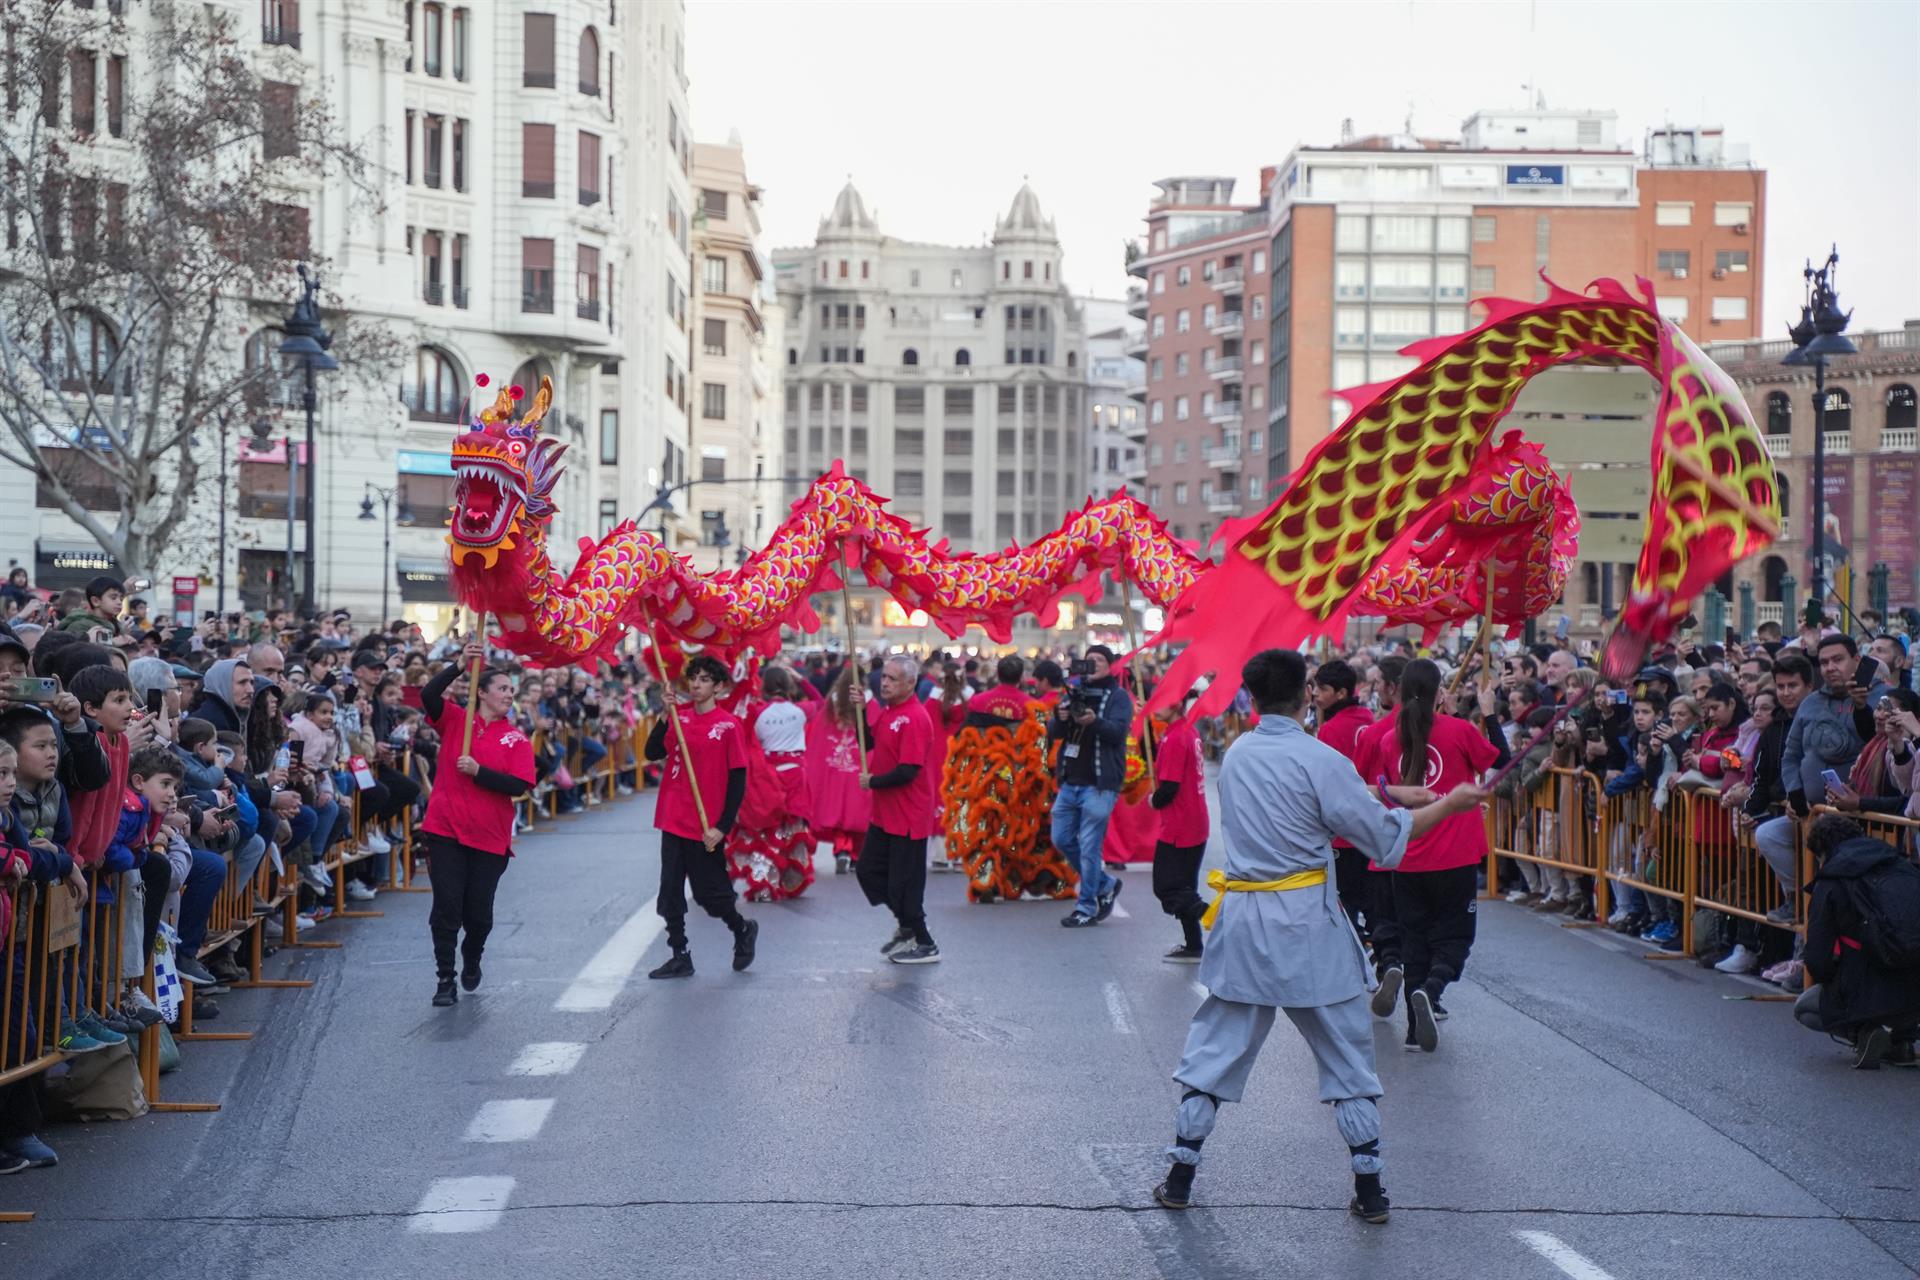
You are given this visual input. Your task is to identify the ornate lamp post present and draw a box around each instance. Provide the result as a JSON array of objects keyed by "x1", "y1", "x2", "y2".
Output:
[
  {"x1": 359, "y1": 482, "x2": 400, "y2": 629},
  {"x1": 278, "y1": 265, "x2": 338, "y2": 617},
  {"x1": 1781, "y1": 248, "x2": 1856, "y2": 626}
]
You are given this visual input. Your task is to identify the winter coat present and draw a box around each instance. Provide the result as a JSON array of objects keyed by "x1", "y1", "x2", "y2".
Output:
[
  {"x1": 1804, "y1": 835, "x2": 1920, "y2": 1030},
  {"x1": 1782, "y1": 683, "x2": 1887, "y2": 806},
  {"x1": 12, "y1": 777, "x2": 72, "y2": 856},
  {"x1": 65, "y1": 727, "x2": 128, "y2": 865},
  {"x1": 1045, "y1": 676, "x2": 1132, "y2": 792},
  {"x1": 190, "y1": 660, "x2": 248, "y2": 734}
]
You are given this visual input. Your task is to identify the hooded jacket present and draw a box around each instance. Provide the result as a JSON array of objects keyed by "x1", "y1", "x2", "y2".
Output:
[
  {"x1": 1782, "y1": 681, "x2": 1888, "y2": 806},
  {"x1": 1804, "y1": 835, "x2": 1920, "y2": 1029},
  {"x1": 190, "y1": 659, "x2": 247, "y2": 734}
]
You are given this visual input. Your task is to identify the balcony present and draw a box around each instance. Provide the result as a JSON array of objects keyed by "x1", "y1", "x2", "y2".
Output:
[
  {"x1": 1212, "y1": 266, "x2": 1244, "y2": 295},
  {"x1": 1208, "y1": 400, "x2": 1244, "y2": 427},
  {"x1": 579, "y1": 79, "x2": 602, "y2": 97},
  {"x1": 1823, "y1": 430, "x2": 1852, "y2": 455},
  {"x1": 1121, "y1": 415, "x2": 1149, "y2": 443},
  {"x1": 1203, "y1": 439, "x2": 1243, "y2": 470},
  {"x1": 1205, "y1": 490, "x2": 1243, "y2": 514},
  {"x1": 522, "y1": 290, "x2": 554, "y2": 314},
  {"x1": 1208, "y1": 356, "x2": 1244, "y2": 382},
  {"x1": 1124, "y1": 238, "x2": 1147, "y2": 278},
  {"x1": 1756, "y1": 601, "x2": 1784, "y2": 627},
  {"x1": 1882, "y1": 427, "x2": 1918, "y2": 452},
  {"x1": 262, "y1": 23, "x2": 301, "y2": 50},
  {"x1": 523, "y1": 180, "x2": 555, "y2": 199},
  {"x1": 1125, "y1": 286, "x2": 1148, "y2": 319},
  {"x1": 452, "y1": 285, "x2": 470, "y2": 309},
  {"x1": 1208, "y1": 310, "x2": 1244, "y2": 336},
  {"x1": 1579, "y1": 604, "x2": 1601, "y2": 628},
  {"x1": 1123, "y1": 331, "x2": 1149, "y2": 359},
  {"x1": 524, "y1": 69, "x2": 556, "y2": 89},
  {"x1": 577, "y1": 299, "x2": 601, "y2": 322},
  {"x1": 1125, "y1": 378, "x2": 1146, "y2": 403},
  {"x1": 1123, "y1": 457, "x2": 1149, "y2": 484},
  {"x1": 401, "y1": 389, "x2": 463, "y2": 424},
  {"x1": 423, "y1": 282, "x2": 444, "y2": 306},
  {"x1": 1763, "y1": 433, "x2": 1791, "y2": 457},
  {"x1": 579, "y1": 188, "x2": 602, "y2": 207}
]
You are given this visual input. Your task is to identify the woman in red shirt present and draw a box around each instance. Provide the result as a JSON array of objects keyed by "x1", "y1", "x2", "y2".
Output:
[
  {"x1": 1360, "y1": 658, "x2": 1500, "y2": 1054},
  {"x1": 419, "y1": 642, "x2": 536, "y2": 1008}
]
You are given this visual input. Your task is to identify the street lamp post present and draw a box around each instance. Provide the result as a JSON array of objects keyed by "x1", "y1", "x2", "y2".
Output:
[
  {"x1": 278, "y1": 265, "x2": 338, "y2": 618},
  {"x1": 1781, "y1": 247, "x2": 1856, "y2": 626},
  {"x1": 359, "y1": 482, "x2": 399, "y2": 630}
]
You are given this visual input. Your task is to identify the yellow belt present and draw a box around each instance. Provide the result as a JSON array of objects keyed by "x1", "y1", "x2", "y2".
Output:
[{"x1": 1200, "y1": 867, "x2": 1328, "y2": 931}]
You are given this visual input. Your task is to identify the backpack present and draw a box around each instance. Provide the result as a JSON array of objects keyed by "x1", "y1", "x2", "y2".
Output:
[{"x1": 1844, "y1": 856, "x2": 1920, "y2": 971}]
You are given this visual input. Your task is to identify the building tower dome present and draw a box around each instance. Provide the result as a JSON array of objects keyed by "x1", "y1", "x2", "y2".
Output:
[
  {"x1": 820, "y1": 179, "x2": 878, "y2": 237},
  {"x1": 994, "y1": 182, "x2": 1056, "y2": 240}
]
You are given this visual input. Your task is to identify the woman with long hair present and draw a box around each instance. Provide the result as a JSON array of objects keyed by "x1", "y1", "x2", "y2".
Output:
[
  {"x1": 805, "y1": 663, "x2": 872, "y2": 874},
  {"x1": 1360, "y1": 657, "x2": 1499, "y2": 1052},
  {"x1": 725, "y1": 665, "x2": 816, "y2": 900}
]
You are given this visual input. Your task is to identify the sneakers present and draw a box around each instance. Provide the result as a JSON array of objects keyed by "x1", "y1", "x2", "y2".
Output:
[
  {"x1": 361, "y1": 828, "x2": 392, "y2": 855},
  {"x1": 76, "y1": 1012, "x2": 127, "y2": 1046},
  {"x1": 1431, "y1": 999, "x2": 1449, "y2": 1022},
  {"x1": 119, "y1": 990, "x2": 164, "y2": 1028},
  {"x1": 304, "y1": 863, "x2": 334, "y2": 892},
  {"x1": 176, "y1": 954, "x2": 220, "y2": 988},
  {"x1": 192, "y1": 996, "x2": 220, "y2": 1021},
  {"x1": 1060, "y1": 912, "x2": 1098, "y2": 928},
  {"x1": 890, "y1": 941, "x2": 941, "y2": 965},
  {"x1": 432, "y1": 978, "x2": 459, "y2": 1007},
  {"x1": 1095, "y1": 878, "x2": 1123, "y2": 921},
  {"x1": 208, "y1": 950, "x2": 247, "y2": 984},
  {"x1": 880, "y1": 926, "x2": 915, "y2": 956},
  {"x1": 617, "y1": 784, "x2": 635, "y2": 797},
  {"x1": 1369, "y1": 965, "x2": 1404, "y2": 1019},
  {"x1": 586, "y1": 792, "x2": 602, "y2": 806},
  {"x1": 1853, "y1": 1024, "x2": 1892, "y2": 1071},
  {"x1": 1642, "y1": 920, "x2": 1679, "y2": 944},
  {"x1": 1766, "y1": 902, "x2": 1797, "y2": 924},
  {"x1": 1407, "y1": 989, "x2": 1439, "y2": 1053},
  {"x1": 834, "y1": 854, "x2": 851, "y2": 875},
  {"x1": 1, "y1": 1135, "x2": 57, "y2": 1169},
  {"x1": 1713, "y1": 944, "x2": 1759, "y2": 975},
  {"x1": 346, "y1": 881, "x2": 378, "y2": 902},
  {"x1": 1162, "y1": 945, "x2": 1204, "y2": 964},
  {"x1": 1605, "y1": 906, "x2": 1631, "y2": 926},
  {"x1": 57, "y1": 1020, "x2": 109, "y2": 1055},
  {"x1": 0, "y1": 1151, "x2": 26, "y2": 1176},
  {"x1": 1349, "y1": 1173, "x2": 1390, "y2": 1224},
  {"x1": 1153, "y1": 1161, "x2": 1196, "y2": 1210},
  {"x1": 460, "y1": 958, "x2": 483, "y2": 992},
  {"x1": 1532, "y1": 894, "x2": 1567, "y2": 912},
  {"x1": 307, "y1": 906, "x2": 332, "y2": 924},
  {"x1": 1505, "y1": 888, "x2": 1531, "y2": 904},
  {"x1": 648, "y1": 951, "x2": 694, "y2": 980},
  {"x1": 732, "y1": 920, "x2": 759, "y2": 972},
  {"x1": 263, "y1": 916, "x2": 284, "y2": 939}
]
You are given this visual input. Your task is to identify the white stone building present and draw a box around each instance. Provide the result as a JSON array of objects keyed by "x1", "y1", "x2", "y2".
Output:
[{"x1": 1080, "y1": 295, "x2": 1145, "y2": 500}]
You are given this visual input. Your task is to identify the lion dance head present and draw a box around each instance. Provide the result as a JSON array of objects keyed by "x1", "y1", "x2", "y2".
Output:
[{"x1": 446, "y1": 374, "x2": 565, "y2": 571}]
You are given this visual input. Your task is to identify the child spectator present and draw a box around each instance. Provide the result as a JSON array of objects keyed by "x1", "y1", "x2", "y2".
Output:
[{"x1": 66, "y1": 663, "x2": 137, "y2": 866}]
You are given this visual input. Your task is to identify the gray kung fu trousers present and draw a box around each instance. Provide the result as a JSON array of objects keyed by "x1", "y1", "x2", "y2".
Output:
[{"x1": 1169, "y1": 992, "x2": 1384, "y2": 1176}]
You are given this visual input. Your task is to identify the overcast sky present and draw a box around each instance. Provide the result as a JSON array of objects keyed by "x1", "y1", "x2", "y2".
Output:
[{"x1": 687, "y1": 0, "x2": 1919, "y2": 336}]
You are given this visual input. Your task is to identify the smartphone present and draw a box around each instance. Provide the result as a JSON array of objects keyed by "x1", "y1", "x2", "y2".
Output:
[
  {"x1": 1820, "y1": 768, "x2": 1844, "y2": 792},
  {"x1": 1555, "y1": 615, "x2": 1570, "y2": 640},
  {"x1": 1609, "y1": 689, "x2": 1631, "y2": 705},
  {"x1": 1725, "y1": 626, "x2": 1739, "y2": 646},
  {"x1": 146, "y1": 688, "x2": 165, "y2": 715},
  {"x1": 7, "y1": 675, "x2": 60, "y2": 704},
  {"x1": 212, "y1": 804, "x2": 237, "y2": 820},
  {"x1": 287, "y1": 739, "x2": 305, "y2": 766},
  {"x1": 1854, "y1": 656, "x2": 1881, "y2": 689}
]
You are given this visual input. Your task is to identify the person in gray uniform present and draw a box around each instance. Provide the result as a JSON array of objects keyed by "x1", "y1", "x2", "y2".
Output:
[{"x1": 1153, "y1": 648, "x2": 1487, "y2": 1222}]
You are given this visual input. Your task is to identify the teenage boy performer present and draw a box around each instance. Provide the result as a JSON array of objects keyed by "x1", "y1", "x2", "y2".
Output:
[
  {"x1": 1149, "y1": 690, "x2": 1210, "y2": 963},
  {"x1": 644, "y1": 655, "x2": 757, "y2": 979},
  {"x1": 1153, "y1": 649, "x2": 1484, "y2": 1223},
  {"x1": 862, "y1": 654, "x2": 942, "y2": 965}
]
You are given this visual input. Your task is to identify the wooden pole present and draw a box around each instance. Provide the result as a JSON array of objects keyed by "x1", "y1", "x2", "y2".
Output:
[
  {"x1": 840, "y1": 566, "x2": 868, "y2": 782},
  {"x1": 460, "y1": 610, "x2": 486, "y2": 758},
  {"x1": 636, "y1": 600, "x2": 710, "y2": 832},
  {"x1": 1119, "y1": 574, "x2": 1155, "y2": 788},
  {"x1": 1479, "y1": 562, "x2": 1498, "y2": 693}
]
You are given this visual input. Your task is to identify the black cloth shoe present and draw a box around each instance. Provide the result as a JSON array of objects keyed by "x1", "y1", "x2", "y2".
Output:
[
  {"x1": 1061, "y1": 912, "x2": 1097, "y2": 928},
  {"x1": 432, "y1": 979, "x2": 457, "y2": 1008},
  {"x1": 890, "y1": 942, "x2": 940, "y2": 965},
  {"x1": 648, "y1": 951, "x2": 694, "y2": 980},
  {"x1": 1349, "y1": 1172, "x2": 1390, "y2": 1224},
  {"x1": 732, "y1": 920, "x2": 759, "y2": 972},
  {"x1": 880, "y1": 926, "x2": 914, "y2": 956},
  {"x1": 1853, "y1": 1024, "x2": 1892, "y2": 1070},
  {"x1": 460, "y1": 959, "x2": 482, "y2": 992},
  {"x1": 1096, "y1": 878, "x2": 1123, "y2": 921},
  {"x1": 1153, "y1": 1161, "x2": 1196, "y2": 1209},
  {"x1": 1408, "y1": 989, "x2": 1439, "y2": 1053},
  {"x1": 1369, "y1": 965, "x2": 1403, "y2": 1019},
  {"x1": 191, "y1": 996, "x2": 220, "y2": 1021},
  {"x1": 1162, "y1": 945, "x2": 1204, "y2": 964}
]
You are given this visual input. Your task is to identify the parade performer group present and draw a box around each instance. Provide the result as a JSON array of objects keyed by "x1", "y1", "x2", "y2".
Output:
[{"x1": 438, "y1": 274, "x2": 1785, "y2": 1213}]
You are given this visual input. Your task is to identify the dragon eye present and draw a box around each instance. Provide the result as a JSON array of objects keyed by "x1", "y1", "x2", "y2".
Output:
[{"x1": 506, "y1": 440, "x2": 527, "y2": 458}]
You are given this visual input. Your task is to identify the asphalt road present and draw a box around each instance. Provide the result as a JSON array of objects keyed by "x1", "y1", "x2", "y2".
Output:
[{"x1": 3, "y1": 789, "x2": 1917, "y2": 1280}]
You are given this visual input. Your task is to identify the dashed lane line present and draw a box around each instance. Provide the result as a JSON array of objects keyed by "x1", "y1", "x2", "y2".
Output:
[
  {"x1": 408, "y1": 1177, "x2": 517, "y2": 1234},
  {"x1": 1104, "y1": 982, "x2": 1135, "y2": 1035},
  {"x1": 554, "y1": 902, "x2": 664, "y2": 1011},
  {"x1": 507, "y1": 1042, "x2": 588, "y2": 1077},
  {"x1": 463, "y1": 1099, "x2": 557, "y2": 1144},
  {"x1": 1514, "y1": 1230, "x2": 1619, "y2": 1280}
]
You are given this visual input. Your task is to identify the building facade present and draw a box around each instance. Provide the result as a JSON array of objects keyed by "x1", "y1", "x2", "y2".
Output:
[
  {"x1": 1080, "y1": 295, "x2": 1145, "y2": 500},
  {"x1": 689, "y1": 137, "x2": 780, "y2": 564},
  {"x1": 1124, "y1": 177, "x2": 1275, "y2": 548},
  {"x1": 772, "y1": 183, "x2": 1090, "y2": 649}
]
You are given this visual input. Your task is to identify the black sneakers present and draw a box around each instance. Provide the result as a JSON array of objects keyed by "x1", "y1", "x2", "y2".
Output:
[
  {"x1": 1153, "y1": 1161, "x2": 1196, "y2": 1209},
  {"x1": 1349, "y1": 1172, "x2": 1390, "y2": 1224},
  {"x1": 1408, "y1": 988, "x2": 1439, "y2": 1053},
  {"x1": 1162, "y1": 945, "x2": 1204, "y2": 964},
  {"x1": 732, "y1": 920, "x2": 759, "y2": 972},
  {"x1": 891, "y1": 942, "x2": 940, "y2": 965},
  {"x1": 880, "y1": 926, "x2": 915, "y2": 956},
  {"x1": 460, "y1": 959, "x2": 482, "y2": 992},
  {"x1": 648, "y1": 951, "x2": 694, "y2": 980},
  {"x1": 1853, "y1": 1024, "x2": 1892, "y2": 1070},
  {"x1": 1096, "y1": 878, "x2": 1123, "y2": 921},
  {"x1": 432, "y1": 978, "x2": 458, "y2": 1007},
  {"x1": 1061, "y1": 912, "x2": 1097, "y2": 928},
  {"x1": 1370, "y1": 965, "x2": 1403, "y2": 1018}
]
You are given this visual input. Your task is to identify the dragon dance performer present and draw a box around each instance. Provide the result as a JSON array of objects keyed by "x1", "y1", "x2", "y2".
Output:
[
  {"x1": 1154, "y1": 649, "x2": 1484, "y2": 1220},
  {"x1": 644, "y1": 655, "x2": 759, "y2": 979},
  {"x1": 1311, "y1": 660, "x2": 1381, "y2": 952},
  {"x1": 943, "y1": 656, "x2": 1077, "y2": 904},
  {"x1": 805, "y1": 666, "x2": 871, "y2": 875},
  {"x1": 1149, "y1": 690, "x2": 1210, "y2": 963},
  {"x1": 862, "y1": 655, "x2": 942, "y2": 965},
  {"x1": 725, "y1": 666, "x2": 816, "y2": 902}
]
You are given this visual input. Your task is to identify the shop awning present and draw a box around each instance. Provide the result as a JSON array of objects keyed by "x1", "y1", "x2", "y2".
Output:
[{"x1": 396, "y1": 556, "x2": 454, "y2": 603}]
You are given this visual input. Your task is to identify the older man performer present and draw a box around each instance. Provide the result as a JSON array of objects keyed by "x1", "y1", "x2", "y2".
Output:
[{"x1": 1153, "y1": 649, "x2": 1486, "y2": 1222}]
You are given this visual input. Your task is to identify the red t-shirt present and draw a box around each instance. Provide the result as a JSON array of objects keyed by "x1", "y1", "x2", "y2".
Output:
[
  {"x1": 868, "y1": 697, "x2": 936, "y2": 838},
  {"x1": 422, "y1": 702, "x2": 537, "y2": 857},
  {"x1": 1155, "y1": 719, "x2": 1209, "y2": 847},
  {"x1": 1358, "y1": 710, "x2": 1498, "y2": 872},
  {"x1": 653, "y1": 704, "x2": 749, "y2": 840},
  {"x1": 1317, "y1": 702, "x2": 1376, "y2": 851},
  {"x1": 967, "y1": 685, "x2": 1030, "y2": 723}
]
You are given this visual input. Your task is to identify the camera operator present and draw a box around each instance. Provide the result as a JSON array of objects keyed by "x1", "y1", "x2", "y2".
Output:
[{"x1": 1048, "y1": 644, "x2": 1133, "y2": 928}]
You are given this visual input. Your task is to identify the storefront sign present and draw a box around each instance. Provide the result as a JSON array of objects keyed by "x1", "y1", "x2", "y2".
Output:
[
  {"x1": 1869, "y1": 455, "x2": 1919, "y2": 607},
  {"x1": 1505, "y1": 164, "x2": 1564, "y2": 187}
]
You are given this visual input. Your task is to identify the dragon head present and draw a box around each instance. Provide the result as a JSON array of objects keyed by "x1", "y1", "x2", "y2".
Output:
[{"x1": 447, "y1": 374, "x2": 567, "y2": 569}]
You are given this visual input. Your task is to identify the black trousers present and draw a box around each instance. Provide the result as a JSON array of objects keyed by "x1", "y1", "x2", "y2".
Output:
[
  {"x1": 856, "y1": 825, "x2": 932, "y2": 944},
  {"x1": 1368, "y1": 868, "x2": 1401, "y2": 972},
  {"x1": 1151, "y1": 840, "x2": 1207, "y2": 949},
  {"x1": 1391, "y1": 864, "x2": 1479, "y2": 1005},
  {"x1": 657, "y1": 831, "x2": 744, "y2": 952},
  {"x1": 139, "y1": 854, "x2": 173, "y2": 961},
  {"x1": 1333, "y1": 847, "x2": 1371, "y2": 946},
  {"x1": 425, "y1": 834, "x2": 510, "y2": 978}
]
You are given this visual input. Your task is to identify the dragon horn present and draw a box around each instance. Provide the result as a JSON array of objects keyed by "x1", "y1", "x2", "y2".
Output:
[
  {"x1": 478, "y1": 380, "x2": 517, "y2": 425},
  {"x1": 520, "y1": 376, "x2": 554, "y2": 432}
]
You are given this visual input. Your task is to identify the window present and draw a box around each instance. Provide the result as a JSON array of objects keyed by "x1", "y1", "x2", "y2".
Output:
[
  {"x1": 576, "y1": 244, "x2": 601, "y2": 317},
  {"x1": 522, "y1": 123, "x2": 555, "y2": 197},
  {"x1": 598, "y1": 499, "x2": 619, "y2": 533},
  {"x1": 943, "y1": 473, "x2": 972, "y2": 497},
  {"x1": 423, "y1": 3, "x2": 444, "y2": 75},
  {"x1": 951, "y1": 268, "x2": 963, "y2": 288},
  {"x1": 945, "y1": 388, "x2": 973, "y2": 415},
  {"x1": 1436, "y1": 217, "x2": 1469, "y2": 252},
  {"x1": 1174, "y1": 354, "x2": 1188, "y2": 377},
  {"x1": 702, "y1": 384, "x2": 726, "y2": 419},
  {"x1": 1175, "y1": 396, "x2": 1189, "y2": 422},
  {"x1": 1472, "y1": 215, "x2": 1496, "y2": 243},
  {"x1": 1654, "y1": 201, "x2": 1692, "y2": 226},
  {"x1": 1153, "y1": 271, "x2": 1166, "y2": 295},
  {"x1": 1714, "y1": 250, "x2": 1751, "y2": 274},
  {"x1": 1251, "y1": 296, "x2": 1265, "y2": 320},
  {"x1": 902, "y1": 348, "x2": 919, "y2": 366},
  {"x1": 703, "y1": 254, "x2": 726, "y2": 293},
  {"x1": 1656, "y1": 249, "x2": 1690, "y2": 275},
  {"x1": 1151, "y1": 315, "x2": 1165, "y2": 338},
  {"x1": 452, "y1": 118, "x2": 467, "y2": 190},
  {"x1": 407, "y1": 345, "x2": 462, "y2": 421},
  {"x1": 451, "y1": 7, "x2": 468, "y2": 80},
  {"x1": 267, "y1": 202, "x2": 309, "y2": 259},
  {"x1": 1174, "y1": 482, "x2": 1188, "y2": 505},
  {"x1": 954, "y1": 349, "x2": 971, "y2": 367},
  {"x1": 1372, "y1": 215, "x2": 1431, "y2": 251},
  {"x1": 700, "y1": 188, "x2": 727, "y2": 220},
  {"x1": 1710, "y1": 296, "x2": 1749, "y2": 323},
  {"x1": 1656, "y1": 295, "x2": 1689, "y2": 322},
  {"x1": 578, "y1": 131, "x2": 601, "y2": 204},
  {"x1": 1177, "y1": 266, "x2": 1191, "y2": 287},
  {"x1": 1436, "y1": 259, "x2": 1468, "y2": 297},
  {"x1": 1335, "y1": 258, "x2": 1368, "y2": 297},
  {"x1": 423, "y1": 114, "x2": 443, "y2": 187},
  {"x1": 599, "y1": 409, "x2": 619, "y2": 464},
  {"x1": 703, "y1": 317, "x2": 726, "y2": 355},
  {"x1": 523, "y1": 13, "x2": 556, "y2": 87},
  {"x1": 1472, "y1": 265, "x2": 1495, "y2": 292},
  {"x1": 1202, "y1": 304, "x2": 1216, "y2": 326},
  {"x1": 421, "y1": 231, "x2": 444, "y2": 303},
  {"x1": 1251, "y1": 341, "x2": 1265, "y2": 365},
  {"x1": 1150, "y1": 358, "x2": 1163, "y2": 382},
  {"x1": 262, "y1": 81, "x2": 298, "y2": 159},
  {"x1": 521, "y1": 238, "x2": 554, "y2": 311},
  {"x1": 1713, "y1": 201, "x2": 1752, "y2": 228},
  {"x1": 1253, "y1": 250, "x2": 1267, "y2": 274},
  {"x1": 578, "y1": 26, "x2": 600, "y2": 95},
  {"x1": 69, "y1": 49, "x2": 94, "y2": 134},
  {"x1": 1176, "y1": 309, "x2": 1190, "y2": 334},
  {"x1": 1150, "y1": 401, "x2": 1163, "y2": 425},
  {"x1": 106, "y1": 54, "x2": 124, "y2": 136},
  {"x1": 1766, "y1": 391, "x2": 1791, "y2": 435},
  {"x1": 1023, "y1": 260, "x2": 1033, "y2": 279}
]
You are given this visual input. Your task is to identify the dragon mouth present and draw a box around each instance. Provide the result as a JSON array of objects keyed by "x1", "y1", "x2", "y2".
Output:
[{"x1": 450, "y1": 461, "x2": 524, "y2": 548}]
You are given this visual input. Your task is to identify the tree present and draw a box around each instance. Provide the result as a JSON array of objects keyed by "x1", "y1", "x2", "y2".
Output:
[{"x1": 0, "y1": 0, "x2": 399, "y2": 580}]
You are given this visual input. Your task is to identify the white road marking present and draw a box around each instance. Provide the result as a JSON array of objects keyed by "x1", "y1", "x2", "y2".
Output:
[
  {"x1": 409, "y1": 1176, "x2": 516, "y2": 1233},
  {"x1": 463, "y1": 1098, "x2": 556, "y2": 1143},
  {"x1": 1190, "y1": 980, "x2": 1209, "y2": 1001},
  {"x1": 1514, "y1": 1231, "x2": 1619, "y2": 1280},
  {"x1": 1103, "y1": 982, "x2": 1134, "y2": 1035},
  {"x1": 1109, "y1": 902, "x2": 1130, "y2": 919},
  {"x1": 507, "y1": 1042, "x2": 588, "y2": 1077},
  {"x1": 554, "y1": 903, "x2": 665, "y2": 1011}
]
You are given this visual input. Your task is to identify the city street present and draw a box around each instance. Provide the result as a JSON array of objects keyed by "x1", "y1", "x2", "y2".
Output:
[{"x1": 2, "y1": 792, "x2": 1916, "y2": 1280}]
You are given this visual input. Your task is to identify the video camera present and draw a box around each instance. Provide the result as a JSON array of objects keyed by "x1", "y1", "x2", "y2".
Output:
[{"x1": 1064, "y1": 658, "x2": 1102, "y2": 718}]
